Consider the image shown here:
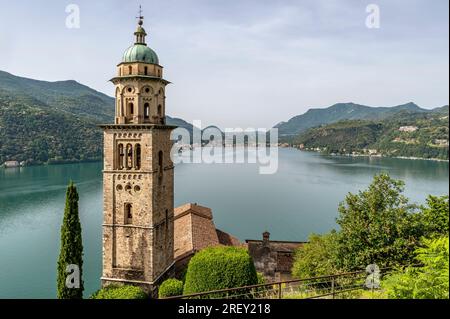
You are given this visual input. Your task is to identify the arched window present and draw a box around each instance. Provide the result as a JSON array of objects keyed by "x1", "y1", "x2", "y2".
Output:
[
  {"x1": 158, "y1": 69, "x2": 161, "y2": 77},
  {"x1": 144, "y1": 66, "x2": 148, "y2": 75},
  {"x1": 144, "y1": 103, "x2": 150, "y2": 119},
  {"x1": 135, "y1": 144, "x2": 141, "y2": 169},
  {"x1": 128, "y1": 65, "x2": 132, "y2": 75},
  {"x1": 157, "y1": 104, "x2": 162, "y2": 117},
  {"x1": 124, "y1": 203, "x2": 132, "y2": 224},
  {"x1": 118, "y1": 144, "x2": 124, "y2": 170},
  {"x1": 126, "y1": 144, "x2": 133, "y2": 169},
  {"x1": 128, "y1": 102, "x2": 134, "y2": 116}
]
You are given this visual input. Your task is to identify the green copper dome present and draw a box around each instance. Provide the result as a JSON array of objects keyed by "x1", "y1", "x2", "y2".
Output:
[{"x1": 122, "y1": 44, "x2": 159, "y2": 64}]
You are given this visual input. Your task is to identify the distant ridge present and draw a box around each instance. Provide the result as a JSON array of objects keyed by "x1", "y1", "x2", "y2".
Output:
[
  {"x1": 0, "y1": 70, "x2": 114, "y2": 122},
  {"x1": 274, "y1": 102, "x2": 445, "y2": 136},
  {"x1": 0, "y1": 70, "x2": 192, "y2": 165},
  {"x1": 293, "y1": 109, "x2": 449, "y2": 160},
  {"x1": 0, "y1": 70, "x2": 193, "y2": 127}
]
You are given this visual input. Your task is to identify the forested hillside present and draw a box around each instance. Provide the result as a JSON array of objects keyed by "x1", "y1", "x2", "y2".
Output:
[
  {"x1": 0, "y1": 89, "x2": 102, "y2": 164},
  {"x1": 274, "y1": 102, "x2": 428, "y2": 136},
  {"x1": 0, "y1": 71, "x2": 192, "y2": 165},
  {"x1": 294, "y1": 110, "x2": 449, "y2": 160}
]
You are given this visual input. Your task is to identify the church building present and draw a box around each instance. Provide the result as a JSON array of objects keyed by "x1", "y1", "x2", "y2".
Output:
[
  {"x1": 100, "y1": 12, "x2": 305, "y2": 297},
  {"x1": 100, "y1": 13, "x2": 175, "y2": 296}
]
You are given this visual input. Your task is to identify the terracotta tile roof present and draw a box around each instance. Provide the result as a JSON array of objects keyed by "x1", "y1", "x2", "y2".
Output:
[
  {"x1": 216, "y1": 229, "x2": 242, "y2": 247},
  {"x1": 245, "y1": 240, "x2": 306, "y2": 253},
  {"x1": 174, "y1": 203, "x2": 213, "y2": 219},
  {"x1": 174, "y1": 203, "x2": 219, "y2": 259}
]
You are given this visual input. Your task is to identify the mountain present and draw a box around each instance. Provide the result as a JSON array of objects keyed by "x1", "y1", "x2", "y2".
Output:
[
  {"x1": 0, "y1": 70, "x2": 114, "y2": 122},
  {"x1": 293, "y1": 110, "x2": 449, "y2": 160},
  {"x1": 432, "y1": 105, "x2": 449, "y2": 114},
  {"x1": 0, "y1": 70, "x2": 192, "y2": 127},
  {"x1": 274, "y1": 102, "x2": 430, "y2": 137},
  {"x1": 0, "y1": 70, "x2": 192, "y2": 165}
]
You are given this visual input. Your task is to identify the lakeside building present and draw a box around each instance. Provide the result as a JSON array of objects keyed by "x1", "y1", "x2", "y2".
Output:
[
  {"x1": 3, "y1": 161, "x2": 20, "y2": 168},
  {"x1": 399, "y1": 126, "x2": 418, "y2": 132},
  {"x1": 172, "y1": 203, "x2": 304, "y2": 283}
]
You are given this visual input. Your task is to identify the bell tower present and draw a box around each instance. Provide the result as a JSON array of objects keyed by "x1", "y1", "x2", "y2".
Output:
[{"x1": 101, "y1": 10, "x2": 175, "y2": 296}]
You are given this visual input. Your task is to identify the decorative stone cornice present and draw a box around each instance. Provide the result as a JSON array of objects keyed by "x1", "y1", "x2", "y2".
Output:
[
  {"x1": 110, "y1": 75, "x2": 171, "y2": 85},
  {"x1": 99, "y1": 124, "x2": 177, "y2": 130},
  {"x1": 102, "y1": 166, "x2": 174, "y2": 174}
]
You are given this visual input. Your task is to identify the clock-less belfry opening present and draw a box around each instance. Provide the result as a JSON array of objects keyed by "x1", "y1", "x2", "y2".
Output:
[{"x1": 100, "y1": 8, "x2": 176, "y2": 297}]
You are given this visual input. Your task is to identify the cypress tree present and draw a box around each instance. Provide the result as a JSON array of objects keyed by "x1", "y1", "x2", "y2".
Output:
[{"x1": 57, "y1": 181, "x2": 84, "y2": 299}]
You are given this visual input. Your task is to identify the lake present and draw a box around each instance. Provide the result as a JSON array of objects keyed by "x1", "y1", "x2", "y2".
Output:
[{"x1": 0, "y1": 148, "x2": 448, "y2": 298}]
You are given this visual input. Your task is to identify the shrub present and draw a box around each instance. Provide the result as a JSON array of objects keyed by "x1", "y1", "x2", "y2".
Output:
[
  {"x1": 358, "y1": 289, "x2": 388, "y2": 299},
  {"x1": 158, "y1": 279, "x2": 183, "y2": 298},
  {"x1": 179, "y1": 267, "x2": 188, "y2": 283},
  {"x1": 90, "y1": 285, "x2": 147, "y2": 299},
  {"x1": 382, "y1": 236, "x2": 449, "y2": 299},
  {"x1": 183, "y1": 246, "x2": 258, "y2": 297},
  {"x1": 292, "y1": 231, "x2": 339, "y2": 279},
  {"x1": 252, "y1": 272, "x2": 270, "y2": 297}
]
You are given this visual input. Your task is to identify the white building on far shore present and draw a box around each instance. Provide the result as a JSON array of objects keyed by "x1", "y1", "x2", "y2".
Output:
[{"x1": 3, "y1": 161, "x2": 20, "y2": 168}]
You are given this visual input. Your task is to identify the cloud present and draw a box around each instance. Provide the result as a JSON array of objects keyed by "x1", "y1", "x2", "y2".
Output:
[{"x1": 0, "y1": 0, "x2": 448, "y2": 128}]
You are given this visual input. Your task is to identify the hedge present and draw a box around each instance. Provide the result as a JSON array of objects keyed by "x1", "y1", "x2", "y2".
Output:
[
  {"x1": 90, "y1": 285, "x2": 147, "y2": 299},
  {"x1": 183, "y1": 246, "x2": 258, "y2": 296},
  {"x1": 158, "y1": 278, "x2": 184, "y2": 298}
]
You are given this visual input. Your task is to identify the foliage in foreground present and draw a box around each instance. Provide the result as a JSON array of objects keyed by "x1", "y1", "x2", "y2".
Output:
[
  {"x1": 336, "y1": 173, "x2": 421, "y2": 270},
  {"x1": 183, "y1": 246, "x2": 258, "y2": 296},
  {"x1": 57, "y1": 181, "x2": 84, "y2": 299},
  {"x1": 158, "y1": 278, "x2": 184, "y2": 298},
  {"x1": 291, "y1": 172, "x2": 449, "y2": 300},
  {"x1": 292, "y1": 231, "x2": 339, "y2": 279},
  {"x1": 382, "y1": 236, "x2": 449, "y2": 299},
  {"x1": 419, "y1": 195, "x2": 449, "y2": 237},
  {"x1": 90, "y1": 285, "x2": 147, "y2": 299},
  {"x1": 256, "y1": 272, "x2": 266, "y2": 285}
]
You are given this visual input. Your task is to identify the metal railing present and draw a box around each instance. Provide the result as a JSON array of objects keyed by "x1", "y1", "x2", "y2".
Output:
[{"x1": 162, "y1": 266, "x2": 399, "y2": 299}]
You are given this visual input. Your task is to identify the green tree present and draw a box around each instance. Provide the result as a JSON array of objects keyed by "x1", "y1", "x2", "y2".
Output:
[
  {"x1": 336, "y1": 173, "x2": 421, "y2": 270},
  {"x1": 419, "y1": 195, "x2": 449, "y2": 237},
  {"x1": 383, "y1": 236, "x2": 449, "y2": 299},
  {"x1": 292, "y1": 231, "x2": 339, "y2": 279},
  {"x1": 183, "y1": 246, "x2": 258, "y2": 297},
  {"x1": 57, "y1": 181, "x2": 84, "y2": 299}
]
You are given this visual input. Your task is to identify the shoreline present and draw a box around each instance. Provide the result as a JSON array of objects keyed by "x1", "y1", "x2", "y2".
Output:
[
  {"x1": 290, "y1": 148, "x2": 449, "y2": 163},
  {"x1": 1, "y1": 158, "x2": 102, "y2": 169},
  {"x1": 2, "y1": 147, "x2": 449, "y2": 169}
]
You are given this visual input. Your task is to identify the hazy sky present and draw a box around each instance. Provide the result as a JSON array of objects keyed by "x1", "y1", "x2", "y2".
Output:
[{"x1": 0, "y1": 0, "x2": 448, "y2": 128}]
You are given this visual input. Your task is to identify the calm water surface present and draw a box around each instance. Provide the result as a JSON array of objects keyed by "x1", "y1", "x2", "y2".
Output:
[{"x1": 0, "y1": 148, "x2": 448, "y2": 298}]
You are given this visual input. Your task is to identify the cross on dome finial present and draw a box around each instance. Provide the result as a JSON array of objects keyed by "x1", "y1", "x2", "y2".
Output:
[
  {"x1": 136, "y1": 5, "x2": 144, "y2": 25},
  {"x1": 134, "y1": 5, "x2": 147, "y2": 45}
]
